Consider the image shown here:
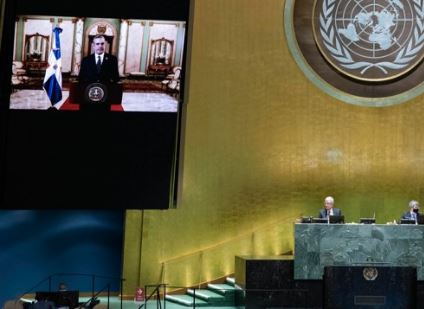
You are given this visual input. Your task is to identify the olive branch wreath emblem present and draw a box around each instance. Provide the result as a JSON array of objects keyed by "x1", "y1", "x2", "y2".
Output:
[{"x1": 319, "y1": 0, "x2": 424, "y2": 75}]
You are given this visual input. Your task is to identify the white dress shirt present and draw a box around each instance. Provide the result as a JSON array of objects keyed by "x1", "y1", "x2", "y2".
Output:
[{"x1": 96, "y1": 53, "x2": 105, "y2": 64}]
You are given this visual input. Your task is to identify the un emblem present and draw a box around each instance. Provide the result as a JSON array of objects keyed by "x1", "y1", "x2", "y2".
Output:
[
  {"x1": 313, "y1": 0, "x2": 424, "y2": 81},
  {"x1": 362, "y1": 267, "x2": 378, "y2": 281},
  {"x1": 284, "y1": 0, "x2": 424, "y2": 106}
]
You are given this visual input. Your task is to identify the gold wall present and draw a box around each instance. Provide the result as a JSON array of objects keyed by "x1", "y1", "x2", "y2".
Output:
[{"x1": 122, "y1": 0, "x2": 424, "y2": 293}]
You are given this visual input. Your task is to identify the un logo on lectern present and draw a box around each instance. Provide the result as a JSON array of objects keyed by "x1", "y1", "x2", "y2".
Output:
[
  {"x1": 363, "y1": 267, "x2": 378, "y2": 281},
  {"x1": 313, "y1": 0, "x2": 424, "y2": 81}
]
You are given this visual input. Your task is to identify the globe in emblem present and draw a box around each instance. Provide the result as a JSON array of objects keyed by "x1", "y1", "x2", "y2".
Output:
[
  {"x1": 313, "y1": 0, "x2": 424, "y2": 81},
  {"x1": 362, "y1": 267, "x2": 378, "y2": 280}
]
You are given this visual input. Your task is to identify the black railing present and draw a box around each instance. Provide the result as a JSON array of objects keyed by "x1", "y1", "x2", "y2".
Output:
[
  {"x1": 138, "y1": 283, "x2": 309, "y2": 309},
  {"x1": 137, "y1": 284, "x2": 167, "y2": 309},
  {"x1": 79, "y1": 282, "x2": 110, "y2": 309},
  {"x1": 16, "y1": 273, "x2": 125, "y2": 309}
]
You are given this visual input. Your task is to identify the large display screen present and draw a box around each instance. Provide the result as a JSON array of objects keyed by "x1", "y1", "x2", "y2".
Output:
[
  {"x1": 10, "y1": 14, "x2": 186, "y2": 112},
  {"x1": 0, "y1": 0, "x2": 190, "y2": 209}
]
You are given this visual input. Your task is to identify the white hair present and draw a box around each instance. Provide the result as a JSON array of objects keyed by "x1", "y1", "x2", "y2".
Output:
[
  {"x1": 324, "y1": 196, "x2": 334, "y2": 204},
  {"x1": 409, "y1": 200, "x2": 420, "y2": 208}
]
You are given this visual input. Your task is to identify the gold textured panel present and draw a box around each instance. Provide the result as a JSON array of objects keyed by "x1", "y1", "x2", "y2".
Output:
[{"x1": 122, "y1": 0, "x2": 424, "y2": 295}]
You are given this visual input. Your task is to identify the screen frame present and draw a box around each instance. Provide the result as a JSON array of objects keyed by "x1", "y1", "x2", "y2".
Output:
[
  {"x1": 0, "y1": 0, "x2": 192, "y2": 209},
  {"x1": 1, "y1": 1, "x2": 190, "y2": 110}
]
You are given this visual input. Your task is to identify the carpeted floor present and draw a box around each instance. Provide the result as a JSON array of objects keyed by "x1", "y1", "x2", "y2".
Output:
[
  {"x1": 12, "y1": 78, "x2": 166, "y2": 93},
  {"x1": 122, "y1": 80, "x2": 164, "y2": 92},
  {"x1": 10, "y1": 89, "x2": 178, "y2": 112}
]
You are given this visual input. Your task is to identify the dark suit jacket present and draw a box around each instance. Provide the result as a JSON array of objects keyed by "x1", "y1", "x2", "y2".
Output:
[
  {"x1": 319, "y1": 208, "x2": 342, "y2": 218},
  {"x1": 401, "y1": 211, "x2": 419, "y2": 221},
  {"x1": 78, "y1": 53, "x2": 119, "y2": 83}
]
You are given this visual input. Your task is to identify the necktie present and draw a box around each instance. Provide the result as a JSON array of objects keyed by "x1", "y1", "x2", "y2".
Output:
[{"x1": 96, "y1": 56, "x2": 101, "y2": 72}]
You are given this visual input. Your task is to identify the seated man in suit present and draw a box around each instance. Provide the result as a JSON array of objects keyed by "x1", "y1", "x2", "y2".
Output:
[
  {"x1": 401, "y1": 200, "x2": 420, "y2": 223},
  {"x1": 319, "y1": 196, "x2": 342, "y2": 219},
  {"x1": 78, "y1": 34, "x2": 119, "y2": 83}
]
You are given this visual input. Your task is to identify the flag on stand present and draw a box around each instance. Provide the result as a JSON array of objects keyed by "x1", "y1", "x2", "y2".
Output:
[{"x1": 43, "y1": 26, "x2": 63, "y2": 107}]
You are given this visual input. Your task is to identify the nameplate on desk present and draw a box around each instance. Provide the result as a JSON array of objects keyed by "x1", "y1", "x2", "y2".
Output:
[
  {"x1": 311, "y1": 218, "x2": 328, "y2": 224},
  {"x1": 400, "y1": 219, "x2": 415, "y2": 225},
  {"x1": 360, "y1": 218, "x2": 376, "y2": 224}
]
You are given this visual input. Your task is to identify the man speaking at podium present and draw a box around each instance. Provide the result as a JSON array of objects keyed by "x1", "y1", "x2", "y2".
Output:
[
  {"x1": 76, "y1": 34, "x2": 120, "y2": 109},
  {"x1": 78, "y1": 34, "x2": 119, "y2": 83},
  {"x1": 319, "y1": 196, "x2": 342, "y2": 219}
]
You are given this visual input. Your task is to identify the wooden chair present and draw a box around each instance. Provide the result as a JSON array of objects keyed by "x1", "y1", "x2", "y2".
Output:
[{"x1": 161, "y1": 66, "x2": 181, "y2": 90}]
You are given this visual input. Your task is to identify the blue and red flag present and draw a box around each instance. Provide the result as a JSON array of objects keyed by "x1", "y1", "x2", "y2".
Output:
[{"x1": 43, "y1": 26, "x2": 63, "y2": 106}]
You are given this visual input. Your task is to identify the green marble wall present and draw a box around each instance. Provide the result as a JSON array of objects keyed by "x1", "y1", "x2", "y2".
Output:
[{"x1": 294, "y1": 223, "x2": 424, "y2": 280}]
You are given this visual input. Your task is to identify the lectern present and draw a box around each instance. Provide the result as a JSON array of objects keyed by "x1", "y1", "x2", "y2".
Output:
[
  {"x1": 324, "y1": 266, "x2": 416, "y2": 309},
  {"x1": 68, "y1": 81, "x2": 123, "y2": 110}
]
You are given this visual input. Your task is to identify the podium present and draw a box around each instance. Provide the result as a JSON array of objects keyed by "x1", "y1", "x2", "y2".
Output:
[
  {"x1": 294, "y1": 223, "x2": 424, "y2": 280},
  {"x1": 235, "y1": 255, "x2": 322, "y2": 308},
  {"x1": 324, "y1": 266, "x2": 416, "y2": 308},
  {"x1": 68, "y1": 81, "x2": 123, "y2": 110}
]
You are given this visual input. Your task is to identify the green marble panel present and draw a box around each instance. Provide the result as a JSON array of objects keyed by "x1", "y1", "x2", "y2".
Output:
[{"x1": 294, "y1": 223, "x2": 424, "y2": 280}]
